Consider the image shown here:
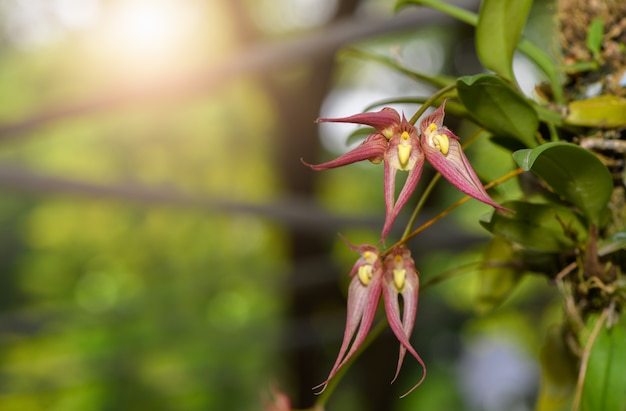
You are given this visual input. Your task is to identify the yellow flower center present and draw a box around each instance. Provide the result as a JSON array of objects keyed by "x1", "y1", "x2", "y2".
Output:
[
  {"x1": 392, "y1": 254, "x2": 405, "y2": 290},
  {"x1": 397, "y1": 131, "x2": 412, "y2": 169},
  {"x1": 358, "y1": 265, "x2": 373, "y2": 286},
  {"x1": 382, "y1": 127, "x2": 394, "y2": 139},
  {"x1": 433, "y1": 133, "x2": 450, "y2": 156},
  {"x1": 393, "y1": 268, "x2": 406, "y2": 291},
  {"x1": 426, "y1": 123, "x2": 449, "y2": 156}
]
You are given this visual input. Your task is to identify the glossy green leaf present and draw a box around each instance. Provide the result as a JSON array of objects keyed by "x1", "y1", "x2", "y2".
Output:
[
  {"x1": 536, "y1": 326, "x2": 577, "y2": 411},
  {"x1": 565, "y1": 95, "x2": 626, "y2": 128},
  {"x1": 581, "y1": 315, "x2": 626, "y2": 411},
  {"x1": 396, "y1": 0, "x2": 565, "y2": 103},
  {"x1": 513, "y1": 142, "x2": 613, "y2": 225},
  {"x1": 477, "y1": 235, "x2": 523, "y2": 313},
  {"x1": 476, "y1": 0, "x2": 533, "y2": 80},
  {"x1": 480, "y1": 201, "x2": 588, "y2": 252},
  {"x1": 457, "y1": 74, "x2": 539, "y2": 147}
]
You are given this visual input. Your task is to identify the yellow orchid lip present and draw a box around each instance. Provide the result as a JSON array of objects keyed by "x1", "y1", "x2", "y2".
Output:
[
  {"x1": 433, "y1": 133, "x2": 450, "y2": 156},
  {"x1": 358, "y1": 264, "x2": 373, "y2": 285},
  {"x1": 393, "y1": 268, "x2": 406, "y2": 290}
]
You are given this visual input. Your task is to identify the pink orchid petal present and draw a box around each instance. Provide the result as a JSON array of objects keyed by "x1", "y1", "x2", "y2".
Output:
[
  {"x1": 301, "y1": 133, "x2": 388, "y2": 170},
  {"x1": 317, "y1": 108, "x2": 401, "y2": 133},
  {"x1": 315, "y1": 264, "x2": 383, "y2": 393},
  {"x1": 382, "y1": 161, "x2": 398, "y2": 238},
  {"x1": 419, "y1": 102, "x2": 446, "y2": 134},
  {"x1": 381, "y1": 132, "x2": 424, "y2": 239},
  {"x1": 423, "y1": 135, "x2": 510, "y2": 213},
  {"x1": 382, "y1": 156, "x2": 424, "y2": 239},
  {"x1": 383, "y1": 249, "x2": 426, "y2": 398}
]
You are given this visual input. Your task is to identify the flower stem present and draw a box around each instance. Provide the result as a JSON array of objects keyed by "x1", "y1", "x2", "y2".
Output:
[
  {"x1": 408, "y1": 83, "x2": 457, "y2": 125},
  {"x1": 387, "y1": 168, "x2": 524, "y2": 253},
  {"x1": 399, "y1": 128, "x2": 486, "y2": 244}
]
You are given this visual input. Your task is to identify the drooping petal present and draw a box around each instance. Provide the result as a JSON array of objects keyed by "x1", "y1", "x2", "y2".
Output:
[
  {"x1": 381, "y1": 130, "x2": 425, "y2": 239},
  {"x1": 382, "y1": 159, "x2": 424, "y2": 239},
  {"x1": 382, "y1": 248, "x2": 426, "y2": 397},
  {"x1": 383, "y1": 160, "x2": 398, "y2": 239},
  {"x1": 315, "y1": 254, "x2": 383, "y2": 394},
  {"x1": 317, "y1": 108, "x2": 401, "y2": 137},
  {"x1": 422, "y1": 130, "x2": 510, "y2": 213},
  {"x1": 301, "y1": 133, "x2": 388, "y2": 170}
]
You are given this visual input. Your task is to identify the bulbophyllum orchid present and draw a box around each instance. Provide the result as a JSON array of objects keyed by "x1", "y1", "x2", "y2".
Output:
[
  {"x1": 302, "y1": 108, "x2": 424, "y2": 239},
  {"x1": 419, "y1": 103, "x2": 511, "y2": 214},
  {"x1": 302, "y1": 101, "x2": 509, "y2": 238},
  {"x1": 314, "y1": 237, "x2": 426, "y2": 397}
]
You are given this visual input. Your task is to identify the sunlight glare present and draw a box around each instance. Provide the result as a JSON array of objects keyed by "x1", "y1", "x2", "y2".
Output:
[{"x1": 100, "y1": 0, "x2": 198, "y2": 71}]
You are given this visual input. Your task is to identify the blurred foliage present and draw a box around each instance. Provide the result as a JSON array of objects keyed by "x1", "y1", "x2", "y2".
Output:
[
  {"x1": 1, "y1": 0, "x2": 625, "y2": 410},
  {"x1": 0, "y1": 1, "x2": 290, "y2": 410}
]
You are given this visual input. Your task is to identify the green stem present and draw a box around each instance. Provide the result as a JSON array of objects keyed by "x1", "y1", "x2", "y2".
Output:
[
  {"x1": 396, "y1": 0, "x2": 477, "y2": 25},
  {"x1": 342, "y1": 48, "x2": 455, "y2": 89},
  {"x1": 408, "y1": 83, "x2": 457, "y2": 125},
  {"x1": 389, "y1": 168, "x2": 524, "y2": 252},
  {"x1": 401, "y1": 174, "x2": 442, "y2": 241}
]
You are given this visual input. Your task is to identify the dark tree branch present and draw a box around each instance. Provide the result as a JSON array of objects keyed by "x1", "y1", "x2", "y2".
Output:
[{"x1": 0, "y1": 163, "x2": 381, "y2": 232}]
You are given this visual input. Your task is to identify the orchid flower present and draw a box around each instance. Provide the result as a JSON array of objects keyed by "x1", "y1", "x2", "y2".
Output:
[
  {"x1": 303, "y1": 102, "x2": 509, "y2": 238},
  {"x1": 382, "y1": 247, "x2": 426, "y2": 397},
  {"x1": 314, "y1": 240, "x2": 383, "y2": 393},
  {"x1": 302, "y1": 108, "x2": 424, "y2": 239},
  {"x1": 315, "y1": 237, "x2": 426, "y2": 397},
  {"x1": 419, "y1": 101, "x2": 512, "y2": 214}
]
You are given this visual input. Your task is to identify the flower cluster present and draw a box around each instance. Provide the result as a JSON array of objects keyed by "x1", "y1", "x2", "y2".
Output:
[
  {"x1": 302, "y1": 101, "x2": 510, "y2": 398},
  {"x1": 314, "y1": 238, "x2": 424, "y2": 397},
  {"x1": 303, "y1": 101, "x2": 509, "y2": 238}
]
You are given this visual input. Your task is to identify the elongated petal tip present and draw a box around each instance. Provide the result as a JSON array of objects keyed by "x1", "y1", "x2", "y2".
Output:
[
  {"x1": 422, "y1": 135, "x2": 512, "y2": 213},
  {"x1": 301, "y1": 133, "x2": 388, "y2": 171},
  {"x1": 315, "y1": 269, "x2": 383, "y2": 395},
  {"x1": 316, "y1": 108, "x2": 401, "y2": 133}
]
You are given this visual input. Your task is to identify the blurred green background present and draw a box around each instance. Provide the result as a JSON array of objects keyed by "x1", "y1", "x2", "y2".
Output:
[{"x1": 0, "y1": 1, "x2": 558, "y2": 410}]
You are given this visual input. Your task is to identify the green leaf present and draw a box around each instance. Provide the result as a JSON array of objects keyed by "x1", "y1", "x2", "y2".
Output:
[
  {"x1": 480, "y1": 201, "x2": 588, "y2": 252},
  {"x1": 581, "y1": 315, "x2": 626, "y2": 411},
  {"x1": 587, "y1": 18, "x2": 604, "y2": 60},
  {"x1": 457, "y1": 74, "x2": 539, "y2": 147},
  {"x1": 565, "y1": 95, "x2": 626, "y2": 128},
  {"x1": 477, "y1": 235, "x2": 523, "y2": 313},
  {"x1": 513, "y1": 142, "x2": 613, "y2": 225},
  {"x1": 476, "y1": 0, "x2": 533, "y2": 80}
]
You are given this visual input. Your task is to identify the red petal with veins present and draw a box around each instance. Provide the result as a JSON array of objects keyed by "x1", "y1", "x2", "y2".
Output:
[
  {"x1": 314, "y1": 261, "x2": 383, "y2": 394},
  {"x1": 382, "y1": 248, "x2": 426, "y2": 398},
  {"x1": 317, "y1": 108, "x2": 401, "y2": 133},
  {"x1": 422, "y1": 133, "x2": 511, "y2": 213},
  {"x1": 301, "y1": 133, "x2": 388, "y2": 170}
]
